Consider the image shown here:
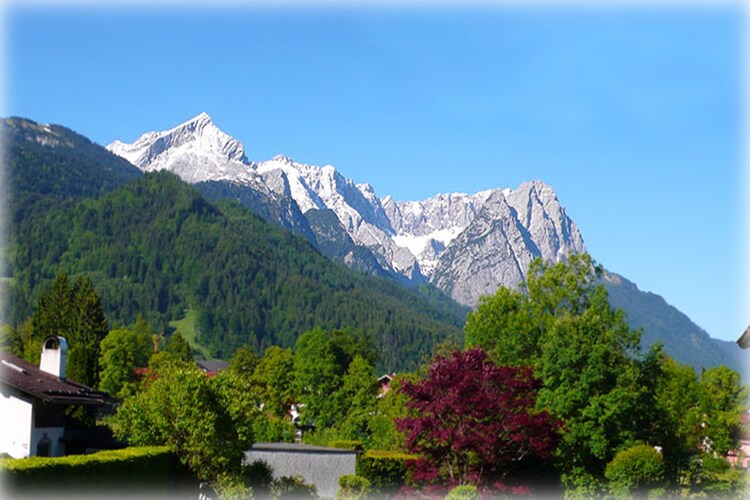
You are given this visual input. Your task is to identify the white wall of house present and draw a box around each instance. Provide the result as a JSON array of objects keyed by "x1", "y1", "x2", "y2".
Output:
[
  {"x1": 0, "y1": 387, "x2": 66, "y2": 458},
  {"x1": 0, "y1": 387, "x2": 33, "y2": 458},
  {"x1": 30, "y1": 421, "x2": 65, "y2": 458}
]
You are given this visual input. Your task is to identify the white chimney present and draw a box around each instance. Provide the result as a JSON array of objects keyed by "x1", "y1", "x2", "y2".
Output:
[{"x1": 40, "y1": 336, "x2": 68, "y2": 379}]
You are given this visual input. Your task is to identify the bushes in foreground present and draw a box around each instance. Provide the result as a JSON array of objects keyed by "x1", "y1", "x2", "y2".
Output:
[
  {"x1": 337, "y1": 474, "x2": 370, "y2": 500},
  {"x1": 0, "y1": 446, "x2": 195, "y2": 494},
  {"x1": 356, "y1": 449, "x2": 417, "y2": 491}
]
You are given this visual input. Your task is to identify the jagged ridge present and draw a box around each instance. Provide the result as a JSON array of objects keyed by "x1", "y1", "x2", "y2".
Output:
[{"x1": 106, "y1": 113, "x2": 585, "y2": 301}]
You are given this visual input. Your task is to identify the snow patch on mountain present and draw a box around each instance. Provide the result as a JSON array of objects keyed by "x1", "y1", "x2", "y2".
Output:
[{"x1": 383, "y1": 190, "x2": 501, "y2": 277}]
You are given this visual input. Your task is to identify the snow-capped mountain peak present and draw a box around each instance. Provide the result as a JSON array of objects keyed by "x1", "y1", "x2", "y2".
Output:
[
  {"x1": 106, "y1": 112, "x2": 252, "y2": 184},
  {"x1": 270, "y1": 154, "x2": 295, "y2": 164}
]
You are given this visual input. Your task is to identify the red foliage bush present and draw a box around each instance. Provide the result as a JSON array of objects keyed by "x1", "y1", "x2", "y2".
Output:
[{"x1": 396, "y1": 348, "x2": 558, "y2": 486}]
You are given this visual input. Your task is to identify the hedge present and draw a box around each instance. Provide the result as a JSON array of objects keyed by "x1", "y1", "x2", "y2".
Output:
[
  {"x1": 327, "y1": 440, "x2": 365, "y2": 452},
  {"x1": 0, "y1": 446, "x2": 195, "y2": 494},
  {"x1": 356, "y1": 449, "x2": 418, "y2": 490}
]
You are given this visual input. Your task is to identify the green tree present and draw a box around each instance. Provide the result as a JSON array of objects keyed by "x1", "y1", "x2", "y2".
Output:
[
  {"x1": 98, "y1": 324, "x2": 153, "y2": 398},
  {"x1": 250, "y1": 346, "x2": 297, "y2": 442},
  {"x1": 253, "y1": 346, "x2": 295, "y2": 419},
  {"x1": 331, "y1": 329, "x2": 378, "y2": 371},
  {"x1": 32, "y1": 273, "x2": 74, "y2": 344},
  {"x1": 228, "y1": 345, "x2": 259, "y2": 377},
  {"x1": 132, "y1": 314, "x2": 158, "y2": 354},
  {"x1": 294, "y1": 328, "x2": 344, "y2": 429},
  {"x1": 31, "y1": 273, "x2": 108, "y2": 387},
  {"x1": 698, "y1": 365, "x2": 748, "y2": 455},
  {"x1": 464, "y1": 254, "x2": 648, "y2": 488},
  {"x1": 0, "y1": 323, "x2": 25, "y2": 356},
  {"x1": 165, "y1": 331, "x2": 193, "y2": 362},
  {"x1": 464, "y1": 287, "x2": 536, "y2": 366},
  {"x1": 650, "y1": 351, "x2": 703, "y2": 483},
  {"x1": 69, "y1": 276, "x2": 109, "y2": 387},
  {"x1": 536, "y1": 295, "x2": 644, "y2": 486},
  {"x1": 366, "y1": 375, "x2": 412, "y2": 451},
  {"x1": 212, "y1": 368, "x2": 262, "y2": 448},
  {"x1": 115, "y1": 360, "x2": 257, "y2": 480},
  {"x1": 337, "y1": 355, "x2": 378, "y2": 440}
]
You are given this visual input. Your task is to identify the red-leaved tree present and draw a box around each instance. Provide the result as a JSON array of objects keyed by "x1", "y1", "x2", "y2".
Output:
[{"x1": 396, "y1": 348, "x2": 558, "y2": 486}]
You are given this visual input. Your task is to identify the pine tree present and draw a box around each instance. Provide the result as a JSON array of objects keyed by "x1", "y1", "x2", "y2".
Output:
[
  {"x1": 31, "y1": 273, "x2": 108, "y2": 387},
  {"x1": 70, "y1": 276, "x2": 109, "y2": 387},
  {"x1": 31, "y1": 273, "x2": 74, "y2": 353}
]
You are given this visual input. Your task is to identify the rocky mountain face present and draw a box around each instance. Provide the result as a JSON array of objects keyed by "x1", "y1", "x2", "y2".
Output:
[
  {"x1": 106, "y1": 113, "x2": 584, "y2": 303},
  {"x1": 254, "y1": 155, "x2": 421, "y2": 279},
  {"x1": 382, "y1": 191, "x2": 494, "y2": 276}
]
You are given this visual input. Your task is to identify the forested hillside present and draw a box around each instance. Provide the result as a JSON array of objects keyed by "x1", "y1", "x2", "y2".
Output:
[
  {"x1": 4, "y1": 117, "x2": 140, "y2": 202},
  {"x1": 6, "y1": 169, "x2": 465, "y2": 371}
]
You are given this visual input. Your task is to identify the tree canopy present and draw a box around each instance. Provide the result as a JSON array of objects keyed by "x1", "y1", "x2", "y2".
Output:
[{"x1": 98, "y1": 321, "x2": 153, "y2": 398}]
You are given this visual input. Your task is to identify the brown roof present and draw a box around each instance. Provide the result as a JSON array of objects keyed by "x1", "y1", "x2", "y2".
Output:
[
  {"x1": 0, "y1": 351, "x2": 111, "y2": 406},
  {"x1": 196, "y1": 359, "x2": 229, "y2": 374}
]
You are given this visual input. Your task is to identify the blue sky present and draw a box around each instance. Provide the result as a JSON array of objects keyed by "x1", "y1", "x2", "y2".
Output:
[{"x1": 3, "y1": 3, "x2": 746, "y2": 342}]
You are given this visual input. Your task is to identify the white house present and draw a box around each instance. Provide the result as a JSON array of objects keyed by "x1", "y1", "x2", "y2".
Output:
[{"x1": 0, "y1": 336, "x2": 110, "y2": 458}]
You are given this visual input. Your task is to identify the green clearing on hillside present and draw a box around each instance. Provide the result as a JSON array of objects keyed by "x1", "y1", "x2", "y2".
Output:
[{"x1": 169, "y1": 309, "x2": 213, "y2": 360}]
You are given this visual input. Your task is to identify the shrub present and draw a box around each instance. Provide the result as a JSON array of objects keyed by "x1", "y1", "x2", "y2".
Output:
[
  {"x1": 244, "y1": 459, "x2": 274, "y2": 497},
  {"x1": 700, "y1": 452, "x2": 730, "y2": 474},
  {"x1": 0, "y1": 446, "x2": 193, "y2": 494},
  {"x1": 272, "y1": 474, "x2": 317, "y2": 498},
  {"x1": 605, "y1": 444, "x2": 665, "y2": 495},
  {"x1": 445, "y1": 484, "x2": 479, "y2": 499},
  {"x1": 214, "y1": 472, "x2": 251, "y2": 500},
  {"x1": 688, "y1": 453, "x2": 746, "y2": 496},
  {"x1": 356, "y1": 449, "x2": 417, "y2": 491},
  {"x1": 336, "y1": 474, "x2": 370, "y2": 500}
]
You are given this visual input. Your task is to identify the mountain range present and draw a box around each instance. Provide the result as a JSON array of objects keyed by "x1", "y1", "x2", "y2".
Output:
[
  {"x1": 107, "y1": 112, "x2": 587, "y2": 302},
  {"x1": 2, "y1": 113, "x2": 745, "y2": 375},
  {"x1": 105, "y1": 112, "x2": 747, "y2": 375}
]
